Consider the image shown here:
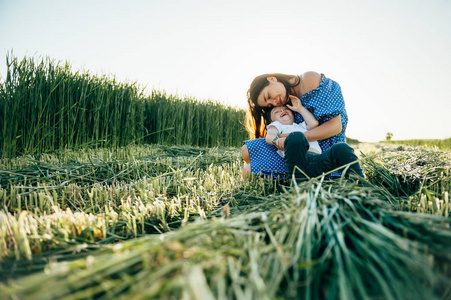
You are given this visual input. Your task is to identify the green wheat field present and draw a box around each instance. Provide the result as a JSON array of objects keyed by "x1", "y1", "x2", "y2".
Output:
[{"x1": 0, "y1": 54, "x2": 450, "y2": 299}]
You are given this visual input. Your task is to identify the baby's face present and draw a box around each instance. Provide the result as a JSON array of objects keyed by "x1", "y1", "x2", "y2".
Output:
[{"x1": 271, "y1": 106, "x2": 294, "y2": 125}]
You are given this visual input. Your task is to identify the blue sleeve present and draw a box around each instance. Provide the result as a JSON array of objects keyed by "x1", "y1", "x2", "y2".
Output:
[{"x1": 294, "y1": 75, "x2": 345, "y2": 125}]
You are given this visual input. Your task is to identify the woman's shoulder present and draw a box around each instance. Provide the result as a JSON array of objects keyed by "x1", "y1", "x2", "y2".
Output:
[{"x1": 300, "y1": 71, "x2": 322, "y2": 95}]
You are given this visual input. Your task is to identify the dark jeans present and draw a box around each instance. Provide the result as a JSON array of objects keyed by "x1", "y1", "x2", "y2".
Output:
[{"x1": 284, "y1": 132, "x2": 364, "y2": 182}]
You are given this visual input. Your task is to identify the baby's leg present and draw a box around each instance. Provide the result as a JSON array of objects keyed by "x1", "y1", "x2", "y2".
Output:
[
  {"x1": 316, "y1": 143, "x2": 364, "y2": 178},
  {"x1": 284, "y1": 132, "x2": 310, "y2": 182}
]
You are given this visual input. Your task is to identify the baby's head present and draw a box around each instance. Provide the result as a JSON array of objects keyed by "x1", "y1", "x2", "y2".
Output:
[{"x1": 270, "y1": 106, "x2": 294, "y2": 125}]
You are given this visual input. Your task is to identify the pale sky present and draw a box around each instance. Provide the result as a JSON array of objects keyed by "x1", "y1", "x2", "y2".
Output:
[{"x1": 1, "y1": 0, "x2": 450, "y2": 142}]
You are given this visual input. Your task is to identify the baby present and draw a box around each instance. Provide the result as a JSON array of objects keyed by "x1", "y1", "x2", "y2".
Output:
[
  {"x1": 266, "y1": 101, "x2": 364, "y2": 182},
  {"x1": 266, "y1": 105, "x2": 321, "y2": 155}
]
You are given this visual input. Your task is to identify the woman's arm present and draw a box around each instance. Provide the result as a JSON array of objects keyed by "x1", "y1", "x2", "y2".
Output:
[
  {"x1": 298, "y1": 72, "x2": 343, "y2": 141},
  {"x1": 274, "y1": 116, "x2": 342, "y2": 151},
  {"x1": 303, "y1": 115, "x2": 342, "y2": 142},
  {"x1": 286, "y1": 95, "x2": 318, "y2": 130},
  {"x1": 265, "y1": 126, "x2": 280, "y2": 145}
]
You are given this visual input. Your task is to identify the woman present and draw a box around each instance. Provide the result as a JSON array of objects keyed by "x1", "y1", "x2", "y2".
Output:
[{"x1": 242, "y1": 71, "x2": 348, "y2": 178}]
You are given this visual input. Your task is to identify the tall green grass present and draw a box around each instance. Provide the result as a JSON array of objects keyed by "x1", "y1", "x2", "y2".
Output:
[
  {"x1": 0, "y1": 53, "x2": 247, "y2": 158},
  {"x1": 144, "y1": 91, "x2": 246, "y2": 147},
  {"x1": 0, "y1": 53, "x2": 144, "y2": 157}
]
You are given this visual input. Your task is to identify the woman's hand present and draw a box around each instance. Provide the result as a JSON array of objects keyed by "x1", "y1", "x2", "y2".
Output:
[
  {"x1": 274, "y1": 137, "x2": 286, "y2": 151},
  {"x1": 286, "y1": 95, "x2": 303, "y2": 112}
]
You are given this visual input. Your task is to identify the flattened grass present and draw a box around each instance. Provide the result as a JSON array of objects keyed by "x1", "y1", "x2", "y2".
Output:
[
  {"x1": 2, "y1": 179, "x2": 450, "y2": 299},
  {"x1": 0, "y1": 144, "x2": 450, "y2": 299},
  {"x1": 0, "y1": 145, "x2": 256, "y2": 262},
  {"x1": 362, "y1": 145, "x2": 451, "y2": 216}
]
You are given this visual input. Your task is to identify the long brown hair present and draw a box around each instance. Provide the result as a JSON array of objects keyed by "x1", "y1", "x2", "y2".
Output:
[{"x1": 245, "y1": 73, "x2": 300, "y2": 138}]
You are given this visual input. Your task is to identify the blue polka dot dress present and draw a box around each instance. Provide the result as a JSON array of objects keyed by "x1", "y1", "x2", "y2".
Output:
[{"x1": 244, "y1": 74, "x2": 348, "y2": 177}]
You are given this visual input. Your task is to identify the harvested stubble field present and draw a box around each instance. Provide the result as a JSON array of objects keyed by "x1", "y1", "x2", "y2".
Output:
[{"x1": 0, "y1": 142, "x2": 450, "y2": 299}]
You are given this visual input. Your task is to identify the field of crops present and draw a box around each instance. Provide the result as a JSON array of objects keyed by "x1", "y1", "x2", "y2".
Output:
[
  {"x1": 382, "y1": 138, "x2": 451, "y2": 151},
  {"x1": 0, "y1": 54, "x2": 248, "y2": 158},
  {"x1": 1, "y1": 54, "x2": 451, "y2": 299}
]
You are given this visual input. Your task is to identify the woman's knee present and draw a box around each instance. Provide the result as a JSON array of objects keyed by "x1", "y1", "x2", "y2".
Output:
[
  {"x1": 241, "y1": 144, "x2": 250, "y2": 164},
  {"x1": 242, "y1": 164, "x2": 251, "y2": 179}
]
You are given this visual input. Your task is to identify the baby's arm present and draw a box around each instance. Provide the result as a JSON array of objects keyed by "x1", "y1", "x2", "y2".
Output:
[
  {"x1": 286, "y1": 95, "x2": 319, "y2": 130},
  {"x1": 265, "y1": 126, "x2": 280, "y2": 145}
]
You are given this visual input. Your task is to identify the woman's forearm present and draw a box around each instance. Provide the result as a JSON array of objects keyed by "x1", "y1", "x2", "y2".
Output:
[
  {"x1": 303, "y1": 115, "x2": 342, "y2": 142},
  {"x1": 265, "y1": 127, "x2": 279, "y2": 145}
]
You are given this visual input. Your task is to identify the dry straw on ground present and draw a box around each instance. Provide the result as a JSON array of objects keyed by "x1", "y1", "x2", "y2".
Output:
[{"x1": 1, "y1": 143, "x2": 450, "y2": 299}]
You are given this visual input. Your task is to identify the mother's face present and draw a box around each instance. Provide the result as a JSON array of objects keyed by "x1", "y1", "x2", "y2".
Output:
[{"x1": 256, "y1": 77, "x2": 288, "y2": 108}]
